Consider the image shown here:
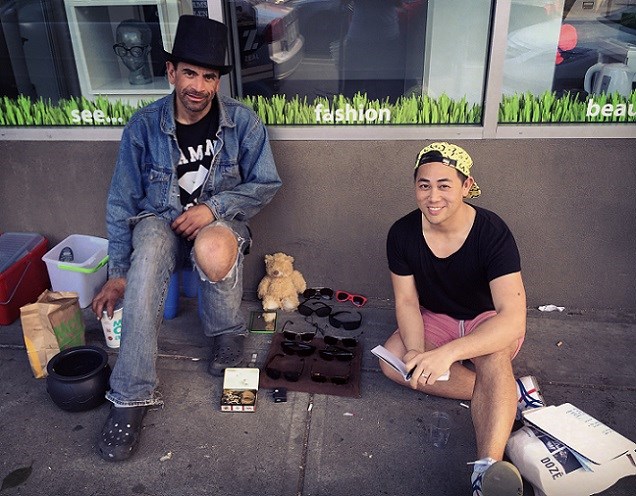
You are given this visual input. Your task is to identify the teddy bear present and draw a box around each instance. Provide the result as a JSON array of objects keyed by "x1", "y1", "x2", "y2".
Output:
[{"x1": 257, "y1": 252, "x2": 307, "y2": 320}]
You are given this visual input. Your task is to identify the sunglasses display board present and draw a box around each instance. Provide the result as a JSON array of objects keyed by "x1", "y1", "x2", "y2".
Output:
[{"x1": 260, "y1": 332, "x2": 362, "y2": 398}]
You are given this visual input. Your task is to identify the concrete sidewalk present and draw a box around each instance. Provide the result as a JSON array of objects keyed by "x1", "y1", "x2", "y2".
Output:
[{"x1": 1, "y1": 297, "x2": 635, "y2": 496}]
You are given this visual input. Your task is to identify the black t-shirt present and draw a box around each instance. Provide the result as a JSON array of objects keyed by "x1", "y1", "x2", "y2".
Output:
[
  {"x1": 386, "y1": 206, "x2": 521, "y2": 320},
  {"x1": 176, "y1": 104, "x2": 220, "y2": 207}
]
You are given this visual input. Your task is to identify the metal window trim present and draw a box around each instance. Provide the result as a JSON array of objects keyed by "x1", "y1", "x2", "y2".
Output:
[{"x1": 2, "y1": 123, "x2": 635, "y2": 141}]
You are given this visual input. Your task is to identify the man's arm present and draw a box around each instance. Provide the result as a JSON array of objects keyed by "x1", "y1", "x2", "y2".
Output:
[
  {"x1": 391, "y1": 272, "x2": 426, "y2": 355},
  {"x1": 105, "y1": 126, "x2": 146, "y2": 280}
]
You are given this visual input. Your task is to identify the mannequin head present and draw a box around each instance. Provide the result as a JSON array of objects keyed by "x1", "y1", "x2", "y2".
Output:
[{"x1": 114, "y1": 20, "x2": 153, "y2": 85}]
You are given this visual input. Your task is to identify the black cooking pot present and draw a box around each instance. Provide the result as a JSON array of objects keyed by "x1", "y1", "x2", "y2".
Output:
[{"x1": 46, "y1": 345, "x2": 111, "y2": 412}]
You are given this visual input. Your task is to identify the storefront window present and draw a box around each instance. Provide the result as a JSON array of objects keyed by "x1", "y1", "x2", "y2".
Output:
[
  {"x1": 226, "y1": 0, "x2": 494, "y2": 126},
  {"x1": 500, "y1": 0, "x2": 636, "y2": 124},
  {"x1": 0, "y1": 0, "x2": 495, "y2": 127},
  {"x1": 0, "y1": 0, "x2": 202, "y2": 126},
  {"x1": 6, "y1": 1, "x2": 631, "y2": 129}
]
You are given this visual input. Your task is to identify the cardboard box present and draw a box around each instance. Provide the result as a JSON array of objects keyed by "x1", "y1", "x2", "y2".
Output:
[
  {"x1": 220, "y1": 368, "x2": 259, "y2": 412},
  {"x1": 0, "y1": 233, "x2": 50, "y2": 325}
]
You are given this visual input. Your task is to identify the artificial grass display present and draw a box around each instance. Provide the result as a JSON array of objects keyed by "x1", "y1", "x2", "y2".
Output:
[
  {"x1": 1, "y1": 90, "x2": 634, "y2": 127},
  {"x1": 499, "y1": 90, "x2": 636, "y2": 123},
  {"x1": 0, "y1": 95, "x2": 149, "y2": 126}
]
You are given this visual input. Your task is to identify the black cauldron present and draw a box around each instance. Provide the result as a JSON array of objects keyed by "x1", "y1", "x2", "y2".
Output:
[{"x1": 46, "y1": 345, "x2": 111, "y2": 412}]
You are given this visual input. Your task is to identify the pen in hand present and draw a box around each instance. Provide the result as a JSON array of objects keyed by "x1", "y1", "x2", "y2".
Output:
[{"x1": 406, "y1": 366, "x2": 417, "y2": 381}]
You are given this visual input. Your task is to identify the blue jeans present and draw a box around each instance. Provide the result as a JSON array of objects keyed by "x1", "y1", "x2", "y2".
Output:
[{"x1": 106, "y1": 216, "x2": 250, "y2": 407}]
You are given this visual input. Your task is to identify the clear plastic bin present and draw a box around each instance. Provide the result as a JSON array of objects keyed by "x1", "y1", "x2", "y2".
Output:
[{"x1": 42, "y1": 235, "x2": 108, "y2": 308}]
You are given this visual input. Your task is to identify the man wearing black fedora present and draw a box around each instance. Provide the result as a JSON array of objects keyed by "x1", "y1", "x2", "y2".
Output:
[{"x1": 92, "y1": 15, "x2": 281, "y2": 461}]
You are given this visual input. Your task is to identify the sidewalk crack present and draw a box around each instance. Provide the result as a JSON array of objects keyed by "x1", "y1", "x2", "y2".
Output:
[{"x1": 296, "y1": 393, "x2": 314, "y2": 496}]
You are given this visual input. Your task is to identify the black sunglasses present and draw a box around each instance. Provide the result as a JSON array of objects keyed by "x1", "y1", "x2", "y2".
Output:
[
  {"x1": 323, "y1": 335, "x2": 359, "y2": 348},
  {"x1": 319, "y1": 345, "x2": 354, "y2": 362},
  {"x1": 264, "y1": 354, "x2": 305, "y2": 382},
  {"x1": 303, "y1": 287, "x2": 334, "y2": 300},
  {"x1": 298, "y1": 300, "x2": 332, "y2": 318},
  {"x1": 281, "y1": 340, "x2": 316, "y2": 357},
  {"x1": 310, "y1": 361, "x2": 351, "y2": 385},
  {"x1": 281, "y1": 320, "x2": 315, "y2": 341},
  {"x1": 328, "y1": 310, "x2": 362, "y2": 331}
]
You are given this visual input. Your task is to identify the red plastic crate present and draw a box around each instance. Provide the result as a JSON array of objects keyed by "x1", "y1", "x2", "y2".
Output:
[{"x1": 0, "y1": 233, "x2": 51, "y2": 325}]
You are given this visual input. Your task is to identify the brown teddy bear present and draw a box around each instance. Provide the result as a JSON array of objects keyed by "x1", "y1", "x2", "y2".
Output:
[{"x1": 257, "y1": 253, "x2": 307, "y2": 319}]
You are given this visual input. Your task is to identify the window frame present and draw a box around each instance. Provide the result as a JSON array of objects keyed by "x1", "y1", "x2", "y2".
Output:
[{"x1": 1, "y1": 0, "x2": 634, "y2": 141}]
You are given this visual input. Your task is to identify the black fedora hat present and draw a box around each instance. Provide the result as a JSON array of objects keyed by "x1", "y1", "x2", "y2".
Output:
[{"x1": 164, "y1": 15, "x2": 232, "y2": 74}]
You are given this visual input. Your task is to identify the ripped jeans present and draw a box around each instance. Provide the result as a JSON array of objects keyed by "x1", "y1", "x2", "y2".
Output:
[{"x1": 106, "y1": 216, "x2": 250, "y2": 407}]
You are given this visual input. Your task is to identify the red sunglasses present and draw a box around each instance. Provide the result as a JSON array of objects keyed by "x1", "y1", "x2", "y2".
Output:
[{"x1": 335, "y1": 290, "x2": 367, "y2": 307}]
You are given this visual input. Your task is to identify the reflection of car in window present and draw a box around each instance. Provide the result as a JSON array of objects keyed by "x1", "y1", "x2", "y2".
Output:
[{"x1": 230, "y1": 0, "x2": 305, "y2": 96}]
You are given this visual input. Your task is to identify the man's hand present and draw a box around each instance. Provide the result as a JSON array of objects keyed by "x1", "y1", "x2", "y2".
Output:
[
  {"x1": 92, "y1": 277, "x2": 126, "y2": 319},
  {"x1": 404, "y1": 347, "x2": 454, "y2": 390},
  {"x1": 171, "y1": 204, "x2": 215, "y2": 240}
]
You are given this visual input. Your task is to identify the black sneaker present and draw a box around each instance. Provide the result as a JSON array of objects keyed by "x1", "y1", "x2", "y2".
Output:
[{"x1": 59, "y1": 246, "x2": 74, "y2": 262}]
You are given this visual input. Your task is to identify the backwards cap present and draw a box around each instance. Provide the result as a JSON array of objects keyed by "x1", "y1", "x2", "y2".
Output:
[{"x1": 414, "y1": 142, "x2": 481, "y2": 198}]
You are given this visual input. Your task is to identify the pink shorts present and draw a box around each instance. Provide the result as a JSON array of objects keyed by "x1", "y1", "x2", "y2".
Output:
[{"x1": 417, "y1": 308, "x2": 524, "y2": 359}]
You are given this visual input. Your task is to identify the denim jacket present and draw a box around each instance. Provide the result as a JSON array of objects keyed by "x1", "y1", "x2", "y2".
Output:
[{"x1": 106, "y1": 93, "x2": 282, "y2": 279}]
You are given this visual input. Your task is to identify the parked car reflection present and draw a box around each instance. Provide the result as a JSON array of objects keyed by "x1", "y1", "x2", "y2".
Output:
[{"x1": 231, "y1": 0, "x2": 305, "y2": 96}]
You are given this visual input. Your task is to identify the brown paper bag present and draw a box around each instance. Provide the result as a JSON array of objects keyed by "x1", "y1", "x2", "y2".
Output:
[{"x1": 19, "y1": 290, "x2": 86, "y2": 378}]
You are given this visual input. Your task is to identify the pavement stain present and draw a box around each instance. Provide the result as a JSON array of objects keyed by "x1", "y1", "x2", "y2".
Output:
[
  {"x1": 132, "y1": 483, "x2": 146, "y2": 494},
  {"x1": 0, "y1": 461, "x2": 33, "y2": 492}
]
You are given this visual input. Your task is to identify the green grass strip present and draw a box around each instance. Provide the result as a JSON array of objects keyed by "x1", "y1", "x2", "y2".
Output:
[
  {"x1": 499, "y1": 90, "x2": 636, "y2": 123},
  {"x1": 0, "y1": 96, "x2": 153, "y2": 126},
  {"x1": 1, "y1": 90, "x2": 634, "y2": 126}
]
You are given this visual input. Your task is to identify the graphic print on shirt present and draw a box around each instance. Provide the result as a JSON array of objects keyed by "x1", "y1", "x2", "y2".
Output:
[
  {"x1": 177, "y1": 138, "x2": 214, "y2": 206},
  {"x1": 176, "y1": 106, "x2": 219, "y2": 207}
]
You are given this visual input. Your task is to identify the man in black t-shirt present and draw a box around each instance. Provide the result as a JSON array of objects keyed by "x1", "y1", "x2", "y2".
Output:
[{"x1": 382, "y1": 142, "x2": 543, "y2": 496}]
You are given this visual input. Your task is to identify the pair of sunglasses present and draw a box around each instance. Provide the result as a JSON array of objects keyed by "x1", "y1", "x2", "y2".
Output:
[
  {"x1": 281, "y1": 340, "x2": 316, "y2": 357},
  {"x1": 335, "y1": 290, "x2": 367, "y2": 307},
  {"x1": 265, "y1": 354, "x2": 305, "y2": 382},
  {"x1": 311, "y1": 362, "x2": 351, "y2": 385},
  {"x1": 298, "y1": 300, "x2": 331, "y2": 318},
  {"x1": 303, "y1": 287, "x2": 333, "y2": 300},
  {"x1": 328, "y1": 310, "x2": 362, "y2": 331},
  {"x1": 281, "y1": 320, "x2": 315, "y2": 341},
  {"x1": 319, "y1": 345, "x2": 354, "y2": 362},
  {"x1": 323, "y1": 334, "x2": 358, "y2": 348}
]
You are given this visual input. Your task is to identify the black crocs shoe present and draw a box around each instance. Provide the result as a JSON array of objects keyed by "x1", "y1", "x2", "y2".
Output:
[
  {"x1": 97, "y1": 405, "x2": 148, "y2": 462},
  {"x1": 208, "y1": 333, "x2": 245, "y2": 377}
]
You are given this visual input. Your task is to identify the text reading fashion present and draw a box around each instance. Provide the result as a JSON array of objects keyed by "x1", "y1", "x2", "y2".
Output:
[{"x1": 314, "y1": 104, "x2": 391, "y2": 124}]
